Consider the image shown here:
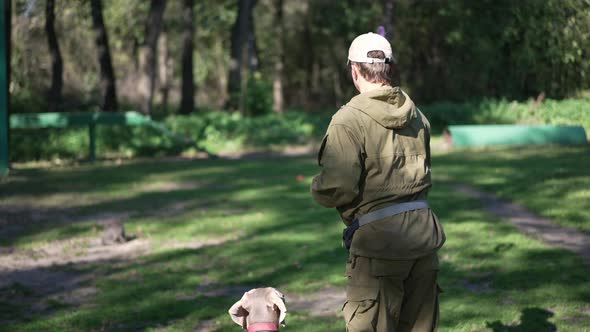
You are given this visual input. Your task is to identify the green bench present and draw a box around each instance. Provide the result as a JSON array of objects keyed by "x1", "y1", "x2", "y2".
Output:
[
  {"x1": 9, "y1": 111, "x2": 213, "y2": 161},
  {"x1": 446, "y1": 124, "x2": 588, "y2": 147}
]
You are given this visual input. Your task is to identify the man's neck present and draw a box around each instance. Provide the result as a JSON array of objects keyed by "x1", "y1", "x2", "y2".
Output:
[{"x1": 358, "y1": 81, "x2": 391, "y2": 94}]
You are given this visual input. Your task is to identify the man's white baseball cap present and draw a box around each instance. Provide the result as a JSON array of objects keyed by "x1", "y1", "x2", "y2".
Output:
[{"x1": 348, "y1": 32, "x2": 395, "y2": 64}]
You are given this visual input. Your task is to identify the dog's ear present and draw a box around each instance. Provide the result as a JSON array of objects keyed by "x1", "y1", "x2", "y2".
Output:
[
  {"x1": 228, "y1": 296, "x2": 249, "y2": 329},
  {"x1": 266, "y1": 287, "x2": 287, "y2": 326}
]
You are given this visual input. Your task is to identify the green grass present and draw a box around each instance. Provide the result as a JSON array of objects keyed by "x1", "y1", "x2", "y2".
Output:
[
  {"x1": 0, "y1": 150, "x2": 589, "y2": 331},
  {"x1": 435, "y1": 145, "x2": 590, "y2": 232}
]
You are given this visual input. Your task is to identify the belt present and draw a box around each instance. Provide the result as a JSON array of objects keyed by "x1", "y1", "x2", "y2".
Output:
[{"x1": 342, "y1": 200, "x2": 429, "y2": 250}]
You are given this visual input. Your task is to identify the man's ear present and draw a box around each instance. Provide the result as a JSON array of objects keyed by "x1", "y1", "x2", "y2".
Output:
[
  {"x1": 351, "y1": 64, "x2": 362, "y2": 92},
  {"x1": 351, "y1": 64, "x2": 358, "y2": 81}
]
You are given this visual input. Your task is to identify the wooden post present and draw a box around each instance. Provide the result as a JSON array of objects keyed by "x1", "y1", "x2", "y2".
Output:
[{"x1": 0, "y1": 0, "x2": 10, "y2": 175}]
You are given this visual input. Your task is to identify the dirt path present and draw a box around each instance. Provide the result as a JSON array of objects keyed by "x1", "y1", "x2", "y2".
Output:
[
  {"x1": 0, "y1": 234, "x2": 236, "y2": 324},
  {"x1": 454, "y1": 183, "x2": 590, "y2": 263},
  {"x1": 285, "y1": 286, "x2": 345, "y2": 317},
  {"x1": 1, "y1": 235, "x2": 346, "y2": 328}
]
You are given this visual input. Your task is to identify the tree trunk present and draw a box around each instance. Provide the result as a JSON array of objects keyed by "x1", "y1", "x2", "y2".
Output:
[
  {"x1": 180, "y1": 0, "x2": 195, "y2": 115},
  {"x1": 383, "y1": 0, "x2": 394, "y2": 40},
  {"x1": 215, "y1": 38, "x2": 228, "y2": 109},
  {"x1": 132, "y1": 37, "x2": 140, "y2": 71},
  {"x1": 247, "y1": 0, "x2": 259, "y2": 72},
  {"x1": 383, "y1": 0, "x2": 401, "y2": 86},
  {"x1": 45, "y1": 0, "x2": 62, "y2": 113},
  {"x1": 227, "y1": 0, "x2": 255, "y2": 111},
  {"x1": 303, "y1": 0, "x2": 314, "y2": 111},
  {"x1": 272, "y1": 0, "x2": 284, "y2": 113},
  {"x1": 138, "y1": 0, "x2": 166, "y2": 115},
  {"x1": 158, "y1": 24, "x2": 171, "y2": 112},
  {"x1": 90, "y1": 0, "x2": 118, "y2": 112}
]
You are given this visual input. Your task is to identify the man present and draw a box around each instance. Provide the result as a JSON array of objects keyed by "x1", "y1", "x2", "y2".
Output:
[{"x1": 310, "y1": 32, "x2": 445, "y2": 332}]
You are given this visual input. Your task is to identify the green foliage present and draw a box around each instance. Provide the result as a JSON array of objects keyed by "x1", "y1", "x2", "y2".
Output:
[
  {"x1": 11, "y1": 128, "x2": 90, "y2": 161},
  {"x1": 395, "y1": 0, "x2": 590, "y2": 102},
  {"x1": 9, "y1": 96, "x2": 590, "y2": 162},
  {"x1": 165, "y1": 111, "x2": 326, "y2": 152},
  {"x1": 10, "y1": 0, "x2": 590, "y2": 111},
  {"x1": 9, "y1": 110, "x2": 331, "y2": 162},
  {"x1": 10, "y1": 88, "x2": 48, "y2": 115},
  {"x1": 534, "y1": 98, "x2": 590, "y2": 130},
  {"x1": 421, "y1": 97, "x2": 590, "y2": 134},
  {"x1": 244, "y1": 72, "x2": 273, "y2": 116}
]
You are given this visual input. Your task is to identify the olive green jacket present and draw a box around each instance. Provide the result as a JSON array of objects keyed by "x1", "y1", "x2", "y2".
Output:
[{"x1": 311, "y1": 86, "x2": 445, "y2": 260}]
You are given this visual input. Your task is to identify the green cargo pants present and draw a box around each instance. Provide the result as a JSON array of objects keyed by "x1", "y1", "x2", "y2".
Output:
[{"x1": 342, "y1": 253, "x2": 441, "y2": 332}]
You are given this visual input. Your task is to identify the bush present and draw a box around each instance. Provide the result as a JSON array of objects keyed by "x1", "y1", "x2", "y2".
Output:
[
  {"x1": 9, "y1": 110, "x2": 332, "y2": 162},
  {"x1": 11, "y1": 128, "x2": 90, "y2": 161},
  {"x1": 164, "y1": 111, "x2": 328, "y2": 153},
  {"x1": 420, "y1": 98, "x2": 590, "y2": 134},
  {"x1": 245, "y1": 72, "x2": 273, "y2": 116}
]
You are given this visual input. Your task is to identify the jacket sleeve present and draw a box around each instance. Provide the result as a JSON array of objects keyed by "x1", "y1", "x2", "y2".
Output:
[
  {"x1": 311, "y1": 124, "x2": 363, "y2": 208},
  {"x1": 419, "y1": 109, "x2": 432, "y2": 170}
]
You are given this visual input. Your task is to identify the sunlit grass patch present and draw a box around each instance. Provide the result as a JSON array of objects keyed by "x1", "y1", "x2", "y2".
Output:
[{"x1": 434, "y1": 145, "x2": 590, "y2": 232}]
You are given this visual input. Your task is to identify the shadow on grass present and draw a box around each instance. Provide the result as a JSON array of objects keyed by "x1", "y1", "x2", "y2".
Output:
[
  {"x1": 0, "y1": 156, "x2": 322, "y2": 245},
  {"x1": 486, "y1": 307, "x2": 557, "y2": 332}
]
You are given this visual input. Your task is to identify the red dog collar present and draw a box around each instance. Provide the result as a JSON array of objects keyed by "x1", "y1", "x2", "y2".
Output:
[{"x1": 247, "y1": 322, "x2": 279, "y2": 332}]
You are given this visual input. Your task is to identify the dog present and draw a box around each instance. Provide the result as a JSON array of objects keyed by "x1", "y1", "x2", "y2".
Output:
[{"x1": 228, "y1": 287, "x2": 287, "y2": 332}]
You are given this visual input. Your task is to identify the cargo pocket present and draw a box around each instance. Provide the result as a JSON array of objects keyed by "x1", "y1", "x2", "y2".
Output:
[
  {"x1": 342, "y1": 287, "x2": 378, "y2": 331},
  {"x1": 342, "y1": 298, "x2": 377, "y2": 326},
  {"x1": 343, "y1": 255, "x2": 379, "y2": 331}
]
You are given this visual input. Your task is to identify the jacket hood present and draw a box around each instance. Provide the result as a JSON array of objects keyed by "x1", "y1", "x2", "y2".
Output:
[{"x1": 346, "y1": 86, "x2": 416, "y2": 129}]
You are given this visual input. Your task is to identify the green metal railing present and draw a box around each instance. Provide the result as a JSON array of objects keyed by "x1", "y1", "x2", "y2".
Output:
[
  {"x1": 10, "y1": 111, "x2": 214, "y2": 161},
  {"x1": 0, "y1": 1, "x2": 9, "y2": 175}
]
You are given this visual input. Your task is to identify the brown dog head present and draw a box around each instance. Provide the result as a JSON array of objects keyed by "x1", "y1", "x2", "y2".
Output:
[{"x1": 228, "y1": 287, "x2": 287, "y2": 329}]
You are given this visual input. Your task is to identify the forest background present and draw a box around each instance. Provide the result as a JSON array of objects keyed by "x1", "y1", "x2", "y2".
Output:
[{"x1": 9, "y1": 0, "x2": 590, "y2": 160}]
